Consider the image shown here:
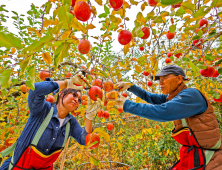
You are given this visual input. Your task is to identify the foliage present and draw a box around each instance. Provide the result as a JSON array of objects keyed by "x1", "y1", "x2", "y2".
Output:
[{"x1": 1, "y1": 0, "x2": 222, "y2": 169}]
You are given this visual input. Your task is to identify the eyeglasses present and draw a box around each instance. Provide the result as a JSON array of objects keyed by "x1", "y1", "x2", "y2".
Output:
[
  {"x1": 72, "y1": 92, "x2": 82, "y2": 104},
  {"x1": 159, "y1": 75, "x2": 176, "y2": 83}
]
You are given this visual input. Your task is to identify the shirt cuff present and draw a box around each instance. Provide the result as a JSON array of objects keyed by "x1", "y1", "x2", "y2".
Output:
[{"x1": 45, "y1": 78, "x2": 60, "y2": 95}]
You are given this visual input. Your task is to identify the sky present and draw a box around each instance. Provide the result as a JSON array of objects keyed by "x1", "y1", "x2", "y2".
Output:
[{"x1": 1, "y1": 0, "x2": 154, "y2": 52}]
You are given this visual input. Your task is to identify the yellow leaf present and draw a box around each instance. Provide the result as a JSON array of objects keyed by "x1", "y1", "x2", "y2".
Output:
[
  {"x1": 136, "y1": 97, "x2": 141, "y2": 103},
  {"x1": 160, "y1": 12, "x2": 169, "y2": 17},
  {"x1": 141, "y1": 3, "x2": 145, "y2": 11},
  {"x1": 86, "y1": 23, "x2": 96, "y2": 30},
  {"x1": 43, "y1": 19, "x2": 52, "y2": 27},
  {"x1": 101, "y1": 118, "x2": 106, "y2": 123},
  {"x1": 93, "y1": 127, "x2": 104, "y2": 133},
  {"x1": 1, "y1": 55, "x2": 9, "y2": 58},
  {"x1": 36, "y1": 32, "x2": 41, "y2": 38},
  {"x1": 117, "y1": 142, "x2": 122, "y2": 150},
  {"x1": 109, "y1": 15, "x2": 118, "y2": 23},
  {"x1": 91, "y1": 6, "x2": 97, "y2": 16},
  {"x1": 78, "y1": 22, "x2": 87, "y2": 34},
  {"x1": 134, "y1": 65, "x2": 142, "y2": 73},
  {"x1": 98, "y1": 130, "x2": 110, "y2": 142},
  {"x1": 42, "y1": 52, "x2": 52, "y2": 65},
  {"x1": 11, "y1": 48, "x2": 16, "y2": 54},
  {"x1": 110, "y1": 65, "x2": 117, "y2": 73},
  {"x1": 71, "y1": 18, "x2": 79, "y2": 30},
  {"x1": 162, "y1": 17, "x2": 166, "y2": 24},
  {"x1": 203, "y1": 0, "x2": 210, "y2": 4},
  {"x1": 89, "y1": 156, "x2": 100, "y2": 165},
  {"x1": 27, "y1": 28, "x2": 36, "y2": 32},
  {"x1": 94, "y1": 0, "x2": 102, "y2": 5},
  {"x1": 124, "y1": 43, "x2": 131, "y2": 55},
  {"x1": 62, "y1": 30, "x2": 71, "y2": 39}
]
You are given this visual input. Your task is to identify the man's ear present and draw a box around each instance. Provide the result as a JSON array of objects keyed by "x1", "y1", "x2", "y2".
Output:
[{"x1": 178, "y1": 75, "x2": 184, "y2": 84}]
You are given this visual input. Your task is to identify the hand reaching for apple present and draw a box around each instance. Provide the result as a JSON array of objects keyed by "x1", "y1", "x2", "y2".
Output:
[
  {"x1": 114, "y1": 82, "x2": 134, "y2": 92},
  {"x1": 108, "y1": 96, "x2": 127, "y2": 110},
  {"x1": 86, "y1": 97, "x2": 102, "y2": 120},
  {"x1": 66, "y1": 73, "x2": 87, "y2": 90}
]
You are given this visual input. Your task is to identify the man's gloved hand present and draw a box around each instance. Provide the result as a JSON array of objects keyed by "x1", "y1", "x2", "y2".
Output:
[
  {"x1": 114, "y1": 82, "x2": 134, "y2": 92},
  {"x1": 65, "y1": 73, "x2": 87, "y2": 90},
  {"x1": 86, "y1": 97, "x2": 102, "y2": 120},
  {"x1": 112, "y1": 96, "x2": 127, "y2": 110}
]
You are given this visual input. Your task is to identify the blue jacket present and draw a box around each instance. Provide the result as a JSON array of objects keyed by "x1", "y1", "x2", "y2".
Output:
[
  {"x1": 1, "y1": 79, "x2": 87, "y2": 170},
  {"x1": 123, "y1": 85, "x2": 208, "y2": 122}
]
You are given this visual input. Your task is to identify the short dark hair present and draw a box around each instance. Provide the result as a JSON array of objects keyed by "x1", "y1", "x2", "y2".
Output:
[{"x1": 56, "y1": 88, "x2": 81, "y2": 106}]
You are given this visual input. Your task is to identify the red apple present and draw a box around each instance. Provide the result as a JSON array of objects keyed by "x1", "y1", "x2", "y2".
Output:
[
  {"x1": 39, "y1": 70, "x2": 51, "y2": 81},
  {"x1": 140, "y1": 47, "x2": 145, "y2": 51},
  {"x1": 165, "y1": 58, "x2": 171, "y2": 63},
  {"x1": 88, "y1": 86, "x2": 103, "y2": 101},
  {"x1": 193, "y1": 39, "x2": 203, "y2": 49},
  {"x1": 118, "y1": 30, "x2": 132, "y2": 45},
  {"x1": 109, "y1": 0, "x2": 123, "y2": 10},
  {"x1": 74, "y1": 1, "x2": 91, "y2": 22},
  {"x1": 107, "y1": 123, "x2": 114, "y2": 131},
  {"x1": 71, "y1": 0, "x2": 76, "y2": 6},
  {"x1": 117, "y1": 107, "x2": 123, "y2": 113},
  {"x1": 102, "y1": 80, "x2": 114, "y2": 92},
  {"x1": 78, "y1": 39, "x2": 91, "y2": 54},
  {"x1": 71, "y1": 111, "x2": 81, "y2": 116},
  {"x1": 122, "y1": 92, "x2": 128, "y2": 97},
  {"x1": 147, "y1": 81, "x2": 153, "y2": 86},
  {"x1": 175, "y1": 53, "x2": 182, "y2": 58},
  {"x1": 148, "y1": 0, "x2": 158, "y2": 7},
  {"x1": 92, "y1": 79, "x2": 102, "y2": 88},
  {"x1": 167, "y1": 52, "x2": 173, "y2": 58},
  {"x1": 212, "y1": 70, "x2": 219, "y2": 77},
  {"x1": 46, "y1": 95, "x2": 55, "y2": 103},
  {"x1": 200, "y1": 66, "x2": 215, "y2": 77},
  {"x1": 166, "y1": 31, "x2": 175, "y2": 39},
  {"x1": 65, "y1": 73, "x2": 72, "y2": 78},
  {"x1": 85, "y1": 133, "x2": 100, "y2": 149},
  {"x1": 143, "y1": 70, "x2": 149, "y2": 76},
  {"x1": 199, "y1": 19, "x2": 208, "y2": 28},
  {"x1": 103, "y1": 111, "x2": 110, "y2": 119},
  {"x1": 97, "y1": 109, "x2": 104, "y2": 118},
  {"x1": 141, "y1": 27, "x2": 150, "y2": 39}
]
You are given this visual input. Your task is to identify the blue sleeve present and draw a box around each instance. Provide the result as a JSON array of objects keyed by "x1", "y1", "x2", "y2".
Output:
[
  {"x1": 70, "y1": 117, "x2": 88, "y2": 145},
  {"x1": 123, "y1": 88, "x2": 208, "y2": 122},
  {"x1": 28, "y1": 78, "x2": 60, "y2": 117},
  {"x1": 128, "y1": 85, "x2": 167, "y2": 104},
  {"x1": 0, "y1": 157, "x2": 11, "y2": 170}
]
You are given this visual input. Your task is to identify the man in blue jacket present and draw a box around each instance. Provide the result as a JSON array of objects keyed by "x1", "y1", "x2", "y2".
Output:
[{"x1": 113, "y1": 65, "x2": 222, "y2": 169}]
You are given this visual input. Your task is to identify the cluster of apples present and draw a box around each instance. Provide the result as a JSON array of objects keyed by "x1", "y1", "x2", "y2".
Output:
[
  {"x1": 118, "y1": 26, "x2": 150, "y2": 47},
  {"x1": 200, "y1": 66, "x2": 219, "y2": 78},
  {"x1": 165, "y1": 52, "x2": 183, "y2": 63}
]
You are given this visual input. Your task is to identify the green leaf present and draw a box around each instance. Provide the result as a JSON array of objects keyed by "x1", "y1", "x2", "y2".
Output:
[
  {"x1": 152, "y1": 29, "x2": 157, "y2": 35},
  {"x1": 63, "y1": 0, "x2": 71, "y2": 6},
  {"x1": 161, "y1": 0, "x2": 182, "y2": 5},
  {"x1": 189, "y1": 61, "x2": 199, "y2": 72},
  {"x1": 175, "y1": 8, "x2": 185, "y2": 16},
  {"x1": 58, "y1": 5, "x2": 73, "y2": 29},
  {"x1": 205, "y1": 54, "x2": 216, "y2": 61},
  {"x1": 137, "y1": 30, "x2": 144, "y2": 38},
  {"x1": 192, "y1": 35, "x2": 200, "y2": 40},
  {"x1": 45, "y1": 1, "x2": 52, "y2": 14},
  {"x1": 54, "y1": 42, "x2": 70, "y2": 68},
  {"x1": 27, "y1": 66, "x2": 35, "y2": 91},
  {"x1": 208, "y1": 30, "x2": 217, "y2": 38},
  {"x1": 0, "y1": 69, "x2": 12, "y2": 88},
  {"x1": 181, "y1": 1, "x2": 195, "y2": 11},
  {"x1": 20, "y1": 56, "x2": 31, "y2": 72},
  {"x1": 153, "y1": 16, "x2": 163, "y2": 23},
  {"x1": 218, "y1": 68, "x2": 222, "y2": 74},
  {"x1": 0, "y1": 32, "x2": 23, "y2": 49},
  {"x1": 213, "y1": 93, "x2": 221, "y2": 99},
  {"x1": 23, "y1": 35, "x2": 54, "y2": 54},
  {"x1": 104, "y1": 5, "x2": 110, "y2": 14},
  {"x1": 193, "y1": 6, "x2": 209, "y2": 18},
  {"x1": 197, "y1": 29, "x2": 203, "y2": 37},
  {"x1": 169, "y1": 25, "x2": 176, "y2": 33},
  {"x1": 98, "y1": 13, "x2": 107, "y2": 18},
  {"x1": 196, "y1": 64, "x2": 208, "y2": 69}
]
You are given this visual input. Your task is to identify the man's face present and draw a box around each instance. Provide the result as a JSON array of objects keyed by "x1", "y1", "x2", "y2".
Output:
[{"x1": 159, "y1": 74, "x2": 183, "y2": 95}]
